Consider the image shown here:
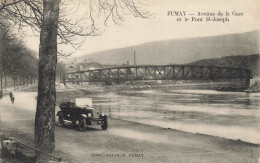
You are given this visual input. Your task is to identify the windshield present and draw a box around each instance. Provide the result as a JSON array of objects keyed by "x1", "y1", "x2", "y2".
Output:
[{"x1": 75, "y1": 98, "x2": 93, "y2": 107}]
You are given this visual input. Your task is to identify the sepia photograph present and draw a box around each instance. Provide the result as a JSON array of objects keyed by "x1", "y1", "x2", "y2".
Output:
[{"x1": 0, "y1": 0, "x2": 259, "y2": 162}]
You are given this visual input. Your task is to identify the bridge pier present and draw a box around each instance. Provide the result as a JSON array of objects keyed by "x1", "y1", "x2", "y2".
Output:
[
  {"x1": 213, "y1": 78, "x2": 250, "y2": 87},
  {"x1": 245, "y1": 78, "x2": 250, "y2": 88}
]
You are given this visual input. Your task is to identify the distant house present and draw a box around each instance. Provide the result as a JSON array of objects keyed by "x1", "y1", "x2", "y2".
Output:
[
  {"x1": 78, "y1": 61, "x2": 103, "y2": 71},
  {"x1": 65, "y1": 65, "x2": 77, "y2": 73},
  {"x1": 65, "y1": 60, "x2": 104, "y2": 72}
]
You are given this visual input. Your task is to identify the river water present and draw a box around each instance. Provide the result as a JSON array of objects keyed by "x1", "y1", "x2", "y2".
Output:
[{"x1": 87, "y1": 87, "x2": 260, "y2": 144}]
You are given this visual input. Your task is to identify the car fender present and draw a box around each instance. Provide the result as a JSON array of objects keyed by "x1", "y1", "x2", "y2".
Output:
[
  {"x1": 81, "y1": 114, "x2": 87, "y2": 118},
  {"x1": 56, "y1": 111, "x2": 63, "y2": 116},
  {"x1": 99, "y1": 114, "x2": 107, "y2": 119}
]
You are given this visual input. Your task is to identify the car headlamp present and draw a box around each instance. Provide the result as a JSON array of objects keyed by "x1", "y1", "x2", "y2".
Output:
[{"x1": 88, "y1": 113, "x2": 91, "y2": 117}]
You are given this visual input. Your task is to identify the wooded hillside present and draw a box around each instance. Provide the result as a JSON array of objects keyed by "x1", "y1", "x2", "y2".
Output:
[{"x1": 191, "y1": 54, "x2": 260, "y2": 77}]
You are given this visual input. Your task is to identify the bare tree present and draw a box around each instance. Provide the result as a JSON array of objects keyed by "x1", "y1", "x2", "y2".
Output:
[{"x1": 0, "y1": 0, "x2": 150, "y2": 162}]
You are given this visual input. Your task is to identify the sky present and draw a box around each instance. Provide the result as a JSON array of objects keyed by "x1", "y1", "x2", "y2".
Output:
[{"x1": 22, "y1": 0, "x2": 260, "y2": 61}]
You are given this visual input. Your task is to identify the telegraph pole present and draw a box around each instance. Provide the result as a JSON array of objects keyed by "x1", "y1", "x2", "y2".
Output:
[{"x1": 134, "y1": 50, "x2": 136, "y2": 66}]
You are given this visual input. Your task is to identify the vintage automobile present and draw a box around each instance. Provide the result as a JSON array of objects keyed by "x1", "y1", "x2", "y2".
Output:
[{"x1": 56, "y1": 98, "x2": 108, "y2": 131}]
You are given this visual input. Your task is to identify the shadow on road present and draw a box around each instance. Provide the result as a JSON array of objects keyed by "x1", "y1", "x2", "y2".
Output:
[{"x1": 56, "y1": 124, "x2": 102, "y2": 132}]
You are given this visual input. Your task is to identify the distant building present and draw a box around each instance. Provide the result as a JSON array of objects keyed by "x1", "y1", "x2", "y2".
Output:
[
  {"x1": 65, "y1": 60, "x2": 104, "y2": 73},
  {"x1": 77, "y1": 61, "x2": 103, "y2": 71}
]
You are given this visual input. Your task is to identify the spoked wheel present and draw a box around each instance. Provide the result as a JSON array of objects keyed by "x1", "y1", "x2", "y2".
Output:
[
  {"x1": 58, "y1": 115, "x2": 64, "y2": 127},
  {"x1": 78, "y1": 118, "x2": 86, "y2": 131},
  {"x1": 101, "y1": 117, "x2": 108, "y2": 130}
]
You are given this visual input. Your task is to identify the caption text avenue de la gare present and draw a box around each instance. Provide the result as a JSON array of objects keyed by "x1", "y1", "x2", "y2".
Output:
[{"x1": 167, "y1": 11, "x2": 244, "y2": 23}]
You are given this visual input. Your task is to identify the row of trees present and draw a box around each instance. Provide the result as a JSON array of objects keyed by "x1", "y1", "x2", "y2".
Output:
[
  {"x1": 0, "y1": 17, "x2": 38, "y2": 89},
  {"x1": 0, "y1": 17, "x2": 66, "y2": 89}
]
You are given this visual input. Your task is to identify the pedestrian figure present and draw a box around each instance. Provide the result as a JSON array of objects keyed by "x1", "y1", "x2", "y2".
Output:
[{"x1": 9, "y1": 92, "x2": 15, "y2": 104}]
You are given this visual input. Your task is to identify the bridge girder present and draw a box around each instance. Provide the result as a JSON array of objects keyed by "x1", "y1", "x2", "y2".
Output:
[{"x1": 64, "y1": 65, "x2": 252, "y2": 83}]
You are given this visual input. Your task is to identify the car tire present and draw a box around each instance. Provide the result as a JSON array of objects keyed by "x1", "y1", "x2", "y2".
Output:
[
  {"x1": 58, "y1": 115, "x2": 64, "y2": 127},
  {"x1": 78, "y1": 118, "x2": 86, "y2": 131},
  {"x1": 101, "y1": 118, "x2": 108, "y2": 130}
]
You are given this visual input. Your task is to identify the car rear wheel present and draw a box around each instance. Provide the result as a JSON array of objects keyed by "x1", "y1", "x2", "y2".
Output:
[
  {"x1": 78, "y1": 118, "x2": 86, "y2": 131},
  {"x1": 101, "y1": 118, "x2": 108, "y2": 130},
  {"x1": 58, "y1": 115, "x2": 64, "y2": 127}
]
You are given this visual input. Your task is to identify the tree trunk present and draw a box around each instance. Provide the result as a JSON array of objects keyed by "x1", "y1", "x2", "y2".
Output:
[
  {"x1": 35, "y1": 0, "x2": 61, "y2": 162},
  {"x1": 1, "y1": 73, "x2": 2, "y2": 90},
  {"x1": 4, "y1": 76, "x2": 6, "y2": 88},
  {"x1": 13, "y1": 76, "x2": 15, "y2": 90}
]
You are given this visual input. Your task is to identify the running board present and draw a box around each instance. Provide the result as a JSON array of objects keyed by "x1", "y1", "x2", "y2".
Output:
[{"x1": 63, "y1": 120, "x2": 72, "y2": 124}]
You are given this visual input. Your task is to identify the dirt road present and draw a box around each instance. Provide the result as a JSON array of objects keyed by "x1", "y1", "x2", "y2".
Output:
[{"x1": 0, "y1": 92, "x2": 259, "y2": 163}]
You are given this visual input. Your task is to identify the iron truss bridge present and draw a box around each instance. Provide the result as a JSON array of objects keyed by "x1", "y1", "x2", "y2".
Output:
[{"x1": 64, "y1": 65, "x2": 252, "y2": 83}]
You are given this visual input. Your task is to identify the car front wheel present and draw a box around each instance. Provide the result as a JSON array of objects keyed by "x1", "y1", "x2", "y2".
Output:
[
  {"x1": 78, "y1": 118, "x2": 86, "y2": 131},
  {"x1": 58, "y1": 115, "x2": 64, "y2": 127},
  {"x1": 101, "y1": 118, "x2": 108, "y2": 130}
]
